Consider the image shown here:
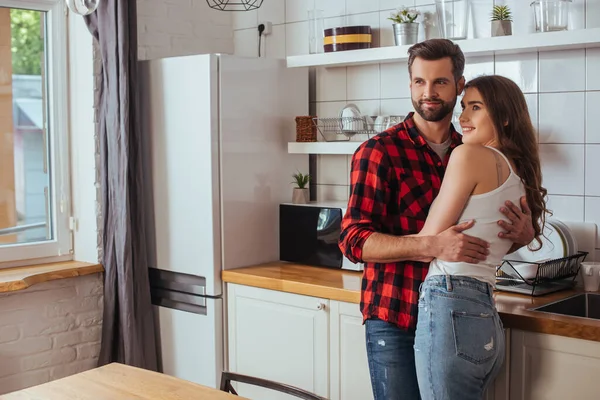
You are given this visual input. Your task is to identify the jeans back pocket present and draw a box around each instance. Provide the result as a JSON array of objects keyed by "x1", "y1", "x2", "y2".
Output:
[{"x1": 451, "y1": 311, "x2": 497, "y2": 365}]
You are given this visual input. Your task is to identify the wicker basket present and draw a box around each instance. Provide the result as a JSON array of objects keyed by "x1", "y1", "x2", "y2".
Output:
[{"x1": 295, "y1": 116, "x2": 317, "y2": 142}]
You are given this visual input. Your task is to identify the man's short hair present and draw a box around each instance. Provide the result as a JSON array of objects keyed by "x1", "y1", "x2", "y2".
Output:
[{"x1": 407, "y1": 39, "x2": 465, "y2": 83}]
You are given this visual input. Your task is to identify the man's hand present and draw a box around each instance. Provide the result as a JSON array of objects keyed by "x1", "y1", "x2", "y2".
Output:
[
  {"x1": 432, "y1": 220, "x2": 490, "y2": 263},
  {"x1": 498, "y1": 196, "x2": 535, "y2": 246}
]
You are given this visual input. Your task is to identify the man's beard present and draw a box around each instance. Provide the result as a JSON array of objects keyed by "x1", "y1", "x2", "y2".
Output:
[{"x1": 412, "y1": 97, "x2": 456, "y2": 122}]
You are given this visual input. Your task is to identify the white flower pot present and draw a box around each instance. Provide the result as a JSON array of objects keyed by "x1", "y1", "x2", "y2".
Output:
[{"x1": 292, "y1": 188, "x2": 309, "y2": 204}]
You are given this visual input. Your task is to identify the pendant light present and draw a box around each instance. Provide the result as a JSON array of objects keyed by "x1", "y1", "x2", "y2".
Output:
[{"x1": 206, "y1": 0, "x2": 264, "y2": 11}]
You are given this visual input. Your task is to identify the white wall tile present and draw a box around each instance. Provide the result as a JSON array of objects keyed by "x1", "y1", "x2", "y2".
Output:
[
  {"x1": 264, "y1": 24, "x2": 286, "y2": 59},
  {"x1": 568, "y1": 0, "x2": 586, "y2": 30},
  {"x1": 352, "y1": 100, "x2": 381, "y2": 117},
  {"x1": 381, "y1": 98, "x2": 413, "y2": 117},
  {"x1": 470, "y1": 0, "x2": 494, "y2": 39},
  {"x1": 587, "y1": 0, "x2": 600, "y2": 28},
  {"x1": 324, "y1": 16, "x2": 347, "y2": 31},
  {"x1": 539, "y1": 49, "x2": 586, "y2": 92},
  {"x1": 286, "y1": 0, "x2": 313, "y2": 23},
  {"x1": 317, "y1": 155, "x2": 349, "y2": 185},
  {"x1": 346, "y1": 0, "x2": 380, "y2": 15},
  {"x1": 346, "y1": 12, "x2": 380, "y2": 47},
  {"x1": 586, "y1": 145, "x2": 600, "y2": 196},
  {"x1": 463, "y1": 55, "x2": 494, "y2": 82},
  {"x1": 415, "y1": 0, "x2": 435, "y2": 5},
  {"x1": 315, "y1": 0, "x2": 346, "y2": 19},
  {"x1": 285, "y1": 21, "x2": 308, "y2": 56},
  {"x1": 504, "y1": 0, "x2": 536, "y2": 35},
  {"x1": 417, "y1": 4, "x2": 441, "y2": 41},
  {"x1": 546, "y1": 195, "x2": 585, "y2": 222},
  {"x1": 380, "y1": 62, "x2": 410, "y2": 99},
  {"x1": 587, "y1": 48, "x2": 600, "y2": 90},
  {"x1": 347, "y1": 64, "x2": 381, "y2": 100},
  {"x1": 539, "y1": 92, "x2": 585, "y2": 143},
  {"x1": 524, "y1": 93, "x2": 539, "y2": 133},
  {"x1": 316, "y1": 184, "x2": 350, "y2": 201},
  {"x1": 258, "y1": 0, "x2": 286, "y2": 25},
  {"x1": 381, "y1": 0, "x2": 412, "y2": 10},
  {"x1": 233, "y1": 8, "x2": 258, "y2": 30},
  {"x1": 234, "y1": 28, "x2": 258, "y2": 57},
  {"x1": 540, "y1": 144, "x2": 585, "y2": 196},
  {"x1": 316, "y1": 101, "x2": 346, "y2": 118},
  {"x1": 495, "y1": 52, "x2": 538, "y2": 93},
  {"x1": 316, "y1": 67, "x2": 347, "y2": 101},
  {"x1": 587, "y1": 92, "x2": 600, "y2": 144},
  {"x1": 379, "y1": 11, "x2": 395, "y2": 47},
  {"x1": 585, "y1": 196, "x2": 600, "y2": 247}
]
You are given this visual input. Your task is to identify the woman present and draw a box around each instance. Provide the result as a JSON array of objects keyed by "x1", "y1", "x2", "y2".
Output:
[{"x1": 413, "y1": 75, "x2": 549, "y2": 400}]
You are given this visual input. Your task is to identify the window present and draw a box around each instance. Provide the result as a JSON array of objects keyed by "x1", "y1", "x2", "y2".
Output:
[{"x1": 0, "y1": 0, "x2": 71, "y2": 266}]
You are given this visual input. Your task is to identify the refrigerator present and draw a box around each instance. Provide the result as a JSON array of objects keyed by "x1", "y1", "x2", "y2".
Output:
[{"x1": 138, "y1": 53, "x2": 309, "y2": 389}]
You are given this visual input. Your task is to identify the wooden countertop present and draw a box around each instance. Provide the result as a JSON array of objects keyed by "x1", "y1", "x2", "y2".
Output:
[
  {"x1": 0, "y1": 363, "x2": 246, "y2": 399},
  {"x1": 223, "y1": 262, "x2": 600, "y2": 342},
  {"x1": 0, "y1": 261, "x2": 103, "y2": 293}
]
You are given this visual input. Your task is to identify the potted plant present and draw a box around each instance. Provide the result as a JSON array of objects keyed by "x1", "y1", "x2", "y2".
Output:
[
  {"x1": 491, "y1": 4, "x2": 513, "y2": 37},
  {"x1": 291, "y1": 172, "x2": 310, "y2": 204},
  {"x1": 388, "y1": 6, "x2": 421, "y2": 46}
]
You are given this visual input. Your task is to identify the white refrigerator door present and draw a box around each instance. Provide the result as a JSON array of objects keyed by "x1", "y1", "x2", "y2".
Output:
[
  {"x1": 218, "y1": 55, "x2": 309, "y2": 271},
  {"x1": 139, "y1": 54, "x2": 223, "y2": 296},
  {"x1": 153, "y1": 298, "x2": 223, "y2": 389}
]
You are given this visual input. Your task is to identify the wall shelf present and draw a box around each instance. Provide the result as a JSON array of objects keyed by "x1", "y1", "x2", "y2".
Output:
[
  {"x1": 288, "y1": 141, "x2": 363, "y2": 155},
  {"x1": 287, "y1": 28, "x2": 600, "y2": 68}
]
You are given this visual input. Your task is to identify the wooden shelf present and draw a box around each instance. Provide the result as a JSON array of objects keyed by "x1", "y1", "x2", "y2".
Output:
[
  {"x1": 287, "y1": 28, "x2": 600, "y2": 68},
  {"x1": 288, "y1": 141, "x2": 363, "y2": 155}
]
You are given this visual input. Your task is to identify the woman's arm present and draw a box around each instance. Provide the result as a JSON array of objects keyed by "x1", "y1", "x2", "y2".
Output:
[{"x1": 418, "y1": 144, "x2": 481, "y2": 236}]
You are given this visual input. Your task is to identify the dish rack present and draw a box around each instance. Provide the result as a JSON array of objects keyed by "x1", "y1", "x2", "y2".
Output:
[
  {"x1": 312, "y1": 116, "x2": 403, "y2": 142},
  {"x1": 495, "y1": 251, "x2": 588, "y2": 296}
]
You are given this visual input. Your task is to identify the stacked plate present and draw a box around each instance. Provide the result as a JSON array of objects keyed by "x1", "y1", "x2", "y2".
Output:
[{"x1": 502, "y1": 218, "x2": 578, "y2": 280}]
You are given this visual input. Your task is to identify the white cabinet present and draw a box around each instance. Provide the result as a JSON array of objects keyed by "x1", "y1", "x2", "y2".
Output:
[
  {"x1": 510, "y1": 329, "x2": 600, "y2": 400},
  {"x1": 226, "y1": 284, "x2": 330, "y2": 399},
  {"x1": 483, "y1": 328, "x2": 511, "y2": 400},
  {"x1": 329, "y1": 301, "x2": 373, "y2": 400}
]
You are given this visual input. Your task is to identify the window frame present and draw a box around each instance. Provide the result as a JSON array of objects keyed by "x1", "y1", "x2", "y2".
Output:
[{"x1": 0, "y1": 0, "x2": 72, "y2": 267}]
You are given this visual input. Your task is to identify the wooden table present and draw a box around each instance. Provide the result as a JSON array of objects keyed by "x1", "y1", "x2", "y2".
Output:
[{"x1": 0, "y1": 363, "x2": 247, "y2": 399}]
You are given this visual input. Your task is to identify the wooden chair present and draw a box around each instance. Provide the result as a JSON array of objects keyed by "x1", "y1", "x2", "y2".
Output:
[{"x1": 219, "y1": 371, "x2": 328, "y2": 400}]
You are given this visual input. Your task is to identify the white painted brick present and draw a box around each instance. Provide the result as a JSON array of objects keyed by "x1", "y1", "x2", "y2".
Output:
[
  {"x1": 0, "y1": 326, "x2": 20, "y2": 344},
  {"x1": 21, "y1": 315, "x2": 76, "y2": 338},
  {"x1": 52, "y1": 331, "x2": 83, "y2": 348},
  {"x1": 0, "y1": 337, "x2": 52, "y2": 358},
  {"x1": 142, "y1": 18, "x2": 193, "y2": 36},
  {"x1": 0, "y1": 287, "x2": 77, "y2": 312},
  {"x1": 0, "y1": 369, "x2": 50, "y2": 395},
  {"x1": 21, "y1": 348, "x2": 77, "y2": 372},
  {"x1": 81, "y1": 326, "x2": 102, "y2": 343},
  {"x1": 138, "y1": 31, "x2": 171, "y2": 47},
  {"x1": 76, "y1": 342, "x2": 101, "y2": 360},
  {"x1": 50, "y1": 359, "x2": 98, "y2": 381},
  {"x1": 137, "y1": 1, "x2": 169, "y2": 18},
  {"x1": 45, "y1": 295, "x2": 102, "y2": 318},
  {"x1": 75, "y1": 310, "x2": 103, "y2": 328}
]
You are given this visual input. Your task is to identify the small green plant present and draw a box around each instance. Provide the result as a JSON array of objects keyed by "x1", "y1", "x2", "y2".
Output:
[
  {"x1": 491, "y1": 5, "x2": 512, "y2": 21},
  {"x1": 388, "y1": 6, "x2": 420, "y2": 24},
  {"x1": 291, "y1": 172, "x2": 310, "y2": 189}
]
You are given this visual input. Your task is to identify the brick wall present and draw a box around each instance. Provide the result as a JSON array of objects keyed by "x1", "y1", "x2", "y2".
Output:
[
  {"x1": 137, "y1": 0, "x2": 234, "y2": 60},
  {"x1": 0, "y1": 273, "x2": 103, "y2": 395}
]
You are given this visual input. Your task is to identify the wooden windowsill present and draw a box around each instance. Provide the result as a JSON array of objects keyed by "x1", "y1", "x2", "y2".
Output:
[{"x1": 0, "y1": 261, "x2": 104, "y2": 293}]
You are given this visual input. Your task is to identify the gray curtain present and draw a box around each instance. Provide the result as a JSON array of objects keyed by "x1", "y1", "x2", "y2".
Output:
[{"x1": 84, "y1": 0, "x2": 158, "y2": 370}]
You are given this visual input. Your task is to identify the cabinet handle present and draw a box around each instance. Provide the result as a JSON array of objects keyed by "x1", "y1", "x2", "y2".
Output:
[{"x1": 316, "y1": 303, "x2": 325, "y2": 311}]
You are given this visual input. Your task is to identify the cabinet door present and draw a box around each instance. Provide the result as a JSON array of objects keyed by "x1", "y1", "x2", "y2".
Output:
[
  {"x1": 483, "y1": 328, "x2": 511, "y2": 400},
  {"x1": 510, "y1": 329, "x2": 600, "y2": 400},
  {"x1": 226, "y1": 284, "x2": 329, "y2": 400},
  {"x1": 329, "y1": 301, "x2": 374, "y2": 400}
]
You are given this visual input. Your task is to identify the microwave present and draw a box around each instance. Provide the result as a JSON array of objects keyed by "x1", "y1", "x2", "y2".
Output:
[{"x1": 279, "y1": 202, "x2": 364, "y2": 271}]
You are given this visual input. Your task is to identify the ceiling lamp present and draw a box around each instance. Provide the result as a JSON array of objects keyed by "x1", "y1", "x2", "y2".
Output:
[
  {"x1": 66, "y1": 0, "x2": 99, "y2": 15},
  {"x1": 206, "y1": 0, "x2": 264, "y2": 11}
]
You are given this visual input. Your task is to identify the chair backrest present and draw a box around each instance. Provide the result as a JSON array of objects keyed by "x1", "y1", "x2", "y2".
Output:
[{"x1": 219, "y1": 371, "x2": 328, "y2": 400}]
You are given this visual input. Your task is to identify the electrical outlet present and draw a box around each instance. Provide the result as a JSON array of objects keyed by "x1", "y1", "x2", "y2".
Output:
[{"x1": 259, "y1": 21, "x2": 273, "y2": 35}]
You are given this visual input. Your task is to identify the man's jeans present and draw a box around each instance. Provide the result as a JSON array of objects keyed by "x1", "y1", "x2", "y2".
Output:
[
  {"x1": 365, "y1": 318, "x2": 421, "y2": 400},
  {"x1": 414, "y1": 275, "x2": 505, "y2": 400}
]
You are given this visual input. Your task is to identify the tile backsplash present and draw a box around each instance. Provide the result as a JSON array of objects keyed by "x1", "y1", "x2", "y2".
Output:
[{"x1": 233, "y1": 0, "x2": 600, "y2": 257}]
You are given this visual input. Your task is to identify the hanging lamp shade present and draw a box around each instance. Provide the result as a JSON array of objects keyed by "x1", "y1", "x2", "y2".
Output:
[{"x1": 206, "y1": 0, "x2": 264, "y2": 11}]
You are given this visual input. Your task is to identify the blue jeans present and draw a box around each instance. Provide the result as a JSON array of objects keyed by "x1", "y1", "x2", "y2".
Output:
[
  {"x1": 414, "y1": 275, "x2": 505, "y2": 400},
  {"x1": 365, "y1": 318, "x2": 421, "y2": 400}
]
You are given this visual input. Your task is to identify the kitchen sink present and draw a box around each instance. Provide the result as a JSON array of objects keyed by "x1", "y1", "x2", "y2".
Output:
[{"x1": 530, "y1": 293, "x2": 600, "y2": 320}]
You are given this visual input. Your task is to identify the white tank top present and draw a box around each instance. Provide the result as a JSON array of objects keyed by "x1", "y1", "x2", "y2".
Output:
[{"x1": 426, "y1": 146, "x2": 526, "y2": 287}]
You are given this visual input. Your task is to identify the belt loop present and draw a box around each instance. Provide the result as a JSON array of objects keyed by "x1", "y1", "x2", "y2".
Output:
[{"x1": 445, "y1": 275, "x2": 453, "y2": 291}]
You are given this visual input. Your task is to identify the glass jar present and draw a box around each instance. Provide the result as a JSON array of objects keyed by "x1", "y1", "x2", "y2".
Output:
[
  {"x1": 530, "y1": 0, "x2": 572, "y2": 32},
  {"x1": 435, "y1": 0, "x2": 470, "y2": 40}
]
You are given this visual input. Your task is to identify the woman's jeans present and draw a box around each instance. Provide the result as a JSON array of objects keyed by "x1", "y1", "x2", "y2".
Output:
[{"x1": 414, "y1": 275, "x2": 505, "y2": 400}]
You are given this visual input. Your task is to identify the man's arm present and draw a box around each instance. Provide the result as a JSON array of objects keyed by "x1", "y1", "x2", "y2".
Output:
[{"x1": 339, "y1": 141, "x2": 489, "y2": 264}]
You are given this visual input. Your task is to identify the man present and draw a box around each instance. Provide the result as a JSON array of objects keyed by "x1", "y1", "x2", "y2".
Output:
[{"x1": 338, "y1": 38, "x2": 534, "y2": 400}]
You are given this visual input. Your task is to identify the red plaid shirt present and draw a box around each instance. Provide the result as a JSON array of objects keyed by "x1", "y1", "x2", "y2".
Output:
[{"x1": 339, "y1": 112, "x2": 462, "y2": 331}]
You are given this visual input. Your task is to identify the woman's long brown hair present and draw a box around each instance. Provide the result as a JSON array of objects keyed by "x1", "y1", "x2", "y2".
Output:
[{"x1": 464, "y1": 75, "x2": 550, "y2": 249}]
